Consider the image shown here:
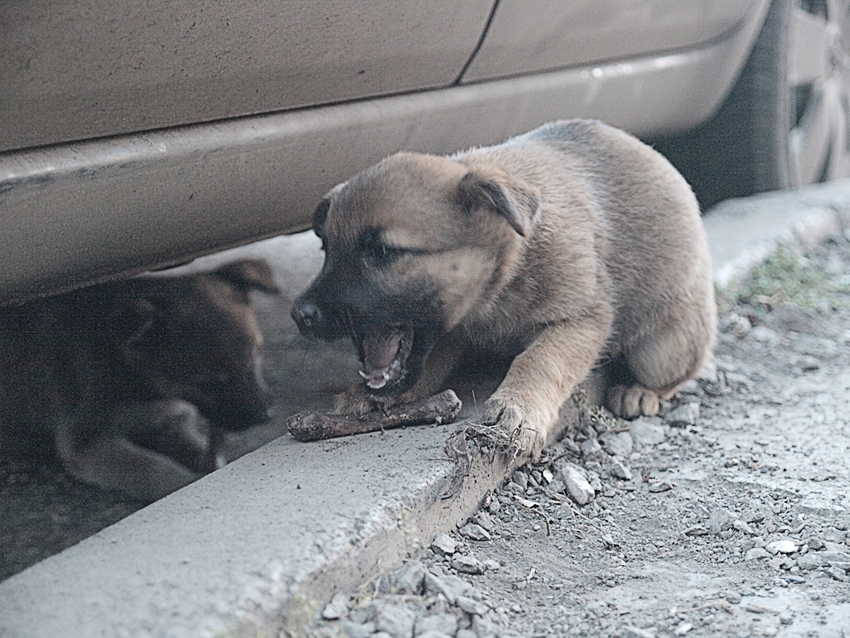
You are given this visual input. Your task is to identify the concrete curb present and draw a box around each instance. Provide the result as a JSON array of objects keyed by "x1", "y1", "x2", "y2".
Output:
[{"x1": 2, "y1": 179, "x2": 850, "y2": 637}]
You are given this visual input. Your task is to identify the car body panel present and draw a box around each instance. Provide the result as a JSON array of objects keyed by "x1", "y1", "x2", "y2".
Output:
[
  {"x1": 0, "y1": 0, "x2": 493, "y2": 152},
  {"x1": 0, "y1": 2, "x2": 770, "y2": 304},
  {"x1": 462, "y1": 0, "x2": 756, "y2": 81}
]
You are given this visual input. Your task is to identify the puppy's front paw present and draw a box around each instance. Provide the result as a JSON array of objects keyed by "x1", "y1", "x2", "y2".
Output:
[
  {"x1": 333, "y1": 386, "x2": 380, "y2": 416},
  {"x1": 481, "y1": 394, "x2": 553, "y2": 459},
  {"x1": 606, "y1": 384, "x2": 660, "y2": 418}
]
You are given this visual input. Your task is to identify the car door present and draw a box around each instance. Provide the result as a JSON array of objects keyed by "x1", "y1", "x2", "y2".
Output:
[{"x1": 0, "y1": 0, "x2": 495, "y2": 152}]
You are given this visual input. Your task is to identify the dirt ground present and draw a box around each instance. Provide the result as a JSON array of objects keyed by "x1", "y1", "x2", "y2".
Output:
[{"x1": 305, "y1": 233, "x2": 850, "y2": 638}]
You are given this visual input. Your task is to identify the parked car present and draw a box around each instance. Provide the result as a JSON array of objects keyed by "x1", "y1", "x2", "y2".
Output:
[{"x1": 1, "y1": 0, "x2": 847, "y2": 303}]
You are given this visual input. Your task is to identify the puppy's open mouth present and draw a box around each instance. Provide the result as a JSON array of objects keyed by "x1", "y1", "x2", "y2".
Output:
[{"x1": 358, "y1": 325, "x2": 414, "y2": 391}]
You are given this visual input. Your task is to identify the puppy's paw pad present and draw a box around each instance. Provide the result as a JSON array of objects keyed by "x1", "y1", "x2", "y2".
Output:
[{"x1": 606, "y1": 384, "x2": 660, "y2": 419}]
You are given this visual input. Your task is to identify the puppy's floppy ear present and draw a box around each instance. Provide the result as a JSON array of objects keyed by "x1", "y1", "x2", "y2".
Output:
[
  {"x1": 212, "y1": 259, "x2": 280, "y2": 295},
  {"x1": 457, "y1": 168, "x2": 541, "y2": 237},
  {"x1": 108, "y1": 298, "x2": 166, "y2": 359},
  {"x1": 313, "y1": 182, "x2": 347, "y2": 236}
]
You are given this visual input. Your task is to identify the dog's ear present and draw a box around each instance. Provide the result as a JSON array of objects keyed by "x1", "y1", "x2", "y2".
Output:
[
  {"x1": 108, "y1": 298, "x2": 167, "y2": 360},
  {"x1": 212, "y1": 259, "x2": 280, "y2": 295},
  {"x1": 313, "y1": 182, "x2": 347, "y2": 237},
  {"x1": 457, "y1": 168, "x2": 541, "y2": 237}
]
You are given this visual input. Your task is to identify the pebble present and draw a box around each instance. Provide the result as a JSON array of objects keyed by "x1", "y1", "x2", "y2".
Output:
[
  {"x1": 322, "y1": 592, "x2": 350, "y2": 620},
  {"x1": 416, "y1": 632, "x2": 453, "y2": 638},
  {"x1": 746, "y1": 548, "x2": 771, "y2": 561},
  {"x1": 722, "y1": 590, "x2": 742, "y2": 604},
  {"x1": 708, "y1": 509, "x2": 730, "y2": 535},
  {"x1": 766, "y1": 539, "x2": 798, "y2": 555},
  {"x1": 424, "y1": 572, "x2": 469, "y2": 604},
  {"x1": 629, "y1": 418, "x2": 667, "y2": 446},
  {"x1": 665, "y1": 402, "x2": 700, "y2": 426},
  {"x1": 456, "y1": 595, "x2": 489, "y2": 616},
  {"x1": 342, "y1": 621, "x2": 375, "y2": 638},
  {"x1": 580, "y1": 438, "x2": 603, "y2": 457},
  {"x1": 511, "y1": 471, "x2": 528, "y2": 490},
  {"x1": 674, "y1": 621, "x2": 693, "y2": 635},
  {"x1": 610, "y1": 458, "x2": 633, "y2": 480},
  {"x1": 416, "y1": 613, "x2": 458, "y2": 636},
  {"x1": 558, "y1": 463, "x2": 595, "y2": 505},
  {"x1": 471, "y1": 511, "x2": 495, "y2": 532},
  {"x1": 483, "y1": 559, "x2": 501, "y2": 571},
  {"x1": 451, "y1": 555, "x2": 487, "y2": 575},
  {"x1": 431, "y1": 533, "x2": 458, "y2": 556},
  {"x1": 395, "y1": 560, "x2": 426, "y2": 595},
  {"x1": 599, "y1": 431, "x2": 633, "y2": 458},
  {"x1": 622, "y1": 626, "x2": 656, "y2": 638},
  {"x1": 648, "y1": 481, "x2": 673, "y2": 493},
  {"x1": 733, "y1": 519, "x2": 754, "y2": 535},
  {"x1": 459, "y1": 524, "x2": 492, "y2": 542},
  {"x1": 374, "y1": 603, "x2": 416, "y2": 638}
]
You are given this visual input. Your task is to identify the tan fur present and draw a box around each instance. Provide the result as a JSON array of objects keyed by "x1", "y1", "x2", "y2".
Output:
[
  {"x1": 293, "y1": 120, "x2": 716, "y2": 457},
  {"x1": 0, "y1": 259, "x2": 279, "y2": 501}
]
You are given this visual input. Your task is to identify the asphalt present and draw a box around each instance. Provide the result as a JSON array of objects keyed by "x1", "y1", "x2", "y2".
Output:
[{"x1": 1, "y1": 178, "x2": 850, "y2": 638}]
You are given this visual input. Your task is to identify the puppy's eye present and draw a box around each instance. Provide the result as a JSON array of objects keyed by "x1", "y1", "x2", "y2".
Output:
[{"x1": 362, "y1": 236, "x2": 405, "y2": 267}]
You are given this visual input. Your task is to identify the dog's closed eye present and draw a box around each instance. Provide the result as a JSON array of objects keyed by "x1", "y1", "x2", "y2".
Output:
[{"x1": 361, "y1": 232, "x2": 406, "y2": 268}]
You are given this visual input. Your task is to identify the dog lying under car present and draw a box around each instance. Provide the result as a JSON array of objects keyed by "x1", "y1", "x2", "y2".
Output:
[
  {"x1": 0, "y1": 259, "x2": 279, "y2": 501},
  {"x1": 291, "y1": 119, "x2": 716, "y2": 455}
]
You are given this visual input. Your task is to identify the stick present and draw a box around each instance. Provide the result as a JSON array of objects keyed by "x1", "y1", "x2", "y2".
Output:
[{"x1": 287, "y1": 389, "x2": 462, "y2": 442}]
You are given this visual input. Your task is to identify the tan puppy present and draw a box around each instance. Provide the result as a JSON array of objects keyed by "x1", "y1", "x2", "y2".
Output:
[
  {"x1": 291, "y1": 120, "x2": 716, "y2": 455},
  {"x1": 0, "y1": 260, "x2": 279, "y2": 501}
]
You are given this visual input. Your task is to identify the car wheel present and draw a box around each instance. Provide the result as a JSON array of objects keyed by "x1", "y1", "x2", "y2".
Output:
[{"x1": 656, "y1": 0, "x2": 850, "y2": 209}]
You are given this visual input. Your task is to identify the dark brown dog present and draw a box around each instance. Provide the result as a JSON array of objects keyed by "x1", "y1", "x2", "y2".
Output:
[
  {"x1": 291, "y1": 120, "x2": 716, "y2": 456},
  {"x1": 0, "y1": 259, "x2": 279, "y2": 501}
]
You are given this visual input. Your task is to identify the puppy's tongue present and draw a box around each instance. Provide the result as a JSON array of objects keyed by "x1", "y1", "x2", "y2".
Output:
[{"x1": 360, "y1": 327, "x2": 407, "y2": 390}]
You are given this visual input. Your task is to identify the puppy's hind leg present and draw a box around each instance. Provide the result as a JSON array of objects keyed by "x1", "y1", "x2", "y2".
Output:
[{"x1": 606, "y1": 312, "x2": 714, "y2": 419}]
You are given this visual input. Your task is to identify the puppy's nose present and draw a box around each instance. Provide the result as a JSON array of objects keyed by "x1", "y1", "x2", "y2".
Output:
[{"x1": 291, "y1": 301, "x2": 322, "y2": 331}]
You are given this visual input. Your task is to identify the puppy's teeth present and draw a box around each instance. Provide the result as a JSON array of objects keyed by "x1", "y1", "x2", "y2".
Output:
[
  {"x1": 367, "y1": 378, "x2": 387, "y2": 390},
  {"x1": 358, "y1": 369, "x2": 369, "y2": 380},
  {"x1": 382, "y1": 371, "x2": 390, "y2": 381}
]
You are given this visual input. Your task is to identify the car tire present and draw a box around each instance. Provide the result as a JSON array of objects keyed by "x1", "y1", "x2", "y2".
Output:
[{"x1": 656, "y1": 0, "x2": 850, "y2": 209}]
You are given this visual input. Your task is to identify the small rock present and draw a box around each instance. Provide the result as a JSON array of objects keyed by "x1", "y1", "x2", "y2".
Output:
[
  {"x1": 610, "y1": 458, "x2": 633, "y2": 481},
  {"x1": 746, "y1": 547, "x2": 771, "y2": 561},
  {"x1": 796, "y1": 554, "x2": 821, "y2": 570},
  {"x1": 415, "y1": 613, "x2": 458, "y2": 636},
  {"x1": 722, "y1": 590, "x2": 742, "y2": 604},
  {"x1": 341, "y1": 621, "x2": 375, "y2": 638},
  {"x1": 424, "y1": 572, "x2": 469, "y2": 604},
  {"x1": 558, "y1": 463, "x2": 595, "y2": 505},
  {"x1": 779, "y1": 611, "x2": 794, "y2": 625},
  {"x1": 322, "y1": 593, "x2": 350, "y2": 620},
  {"x1": 622, "y1": 626, "x2": 655, "y2": 638},
  {"x1": 416, "y1": 632, "x2": 453, "y2": 638},
  {"x1": 665, "y1": 402, "x2": 700, "y2": 426},
  {"x1": 395, "y1": 560, "x2": 426, "y2": 595},
  {"x1": 684, "y1": 525, "x2": 709, "y2": 537},
  {"x1": 456, "y1": 631, "x2": 477, "y2": 638},
  {"x1": 766, "y1": 539, "x2": 798, "y2": 555},
  {"x1": 451, "y1": 555, "x2": 487, "y2": 575},
  {"x1": 827, "y1": 566, "x2": 849, "y2": 582},
  {"x1": 648, "y1": 481, "x2": 673, "y2": 493},
  {"x1": 733, "y1": 519, "x2": 754, "y2": 535},
  {"x1": 674, "y1": 621, "x2": 693, "y2": 635},
  {"x1": 374, "y1": 604, "x2": 416, "y2": 638},
  {"x1": 459, "y1": 523, "x2": 492, "y2": 542},
  {"x1": 580, "y1": 438, "x2": 603, "y2": 457},
  {"x1": 456, "y1": 595, "x2": 489, "y2": 616},
  {"x1": 431, "y1": 533, "x2": 458, "y2": 556},
  {"x1": 630, "y1": 418, "x2": 667, "y2": 446},
  {"x1": 547, "y1": 478, "x2": 566, "y2": 494},
  {"x1": 709, "y1": 509, "x2": 730, "y2": 535},
  {"x1": 483, "y1": 559, "x2": 501, "y2": 571},
  {"x1": 678, "y1": 379, "x2": 701, "y2": 395},
  {"x1": 807, "y1": 537, "x2": 826, "y2": 550},
  {"x1": 471, "y1": 511, "x2": 495, "y2": 532},
  {"x1": 511, "y1": 471, "x2": 528, "y2": 490},
  {"x1": 599, "y1": 431, "x2": 633, "y2": 458},
  {"x1": 471, "y1": 614, "x2": 497, "y2": 638}
]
